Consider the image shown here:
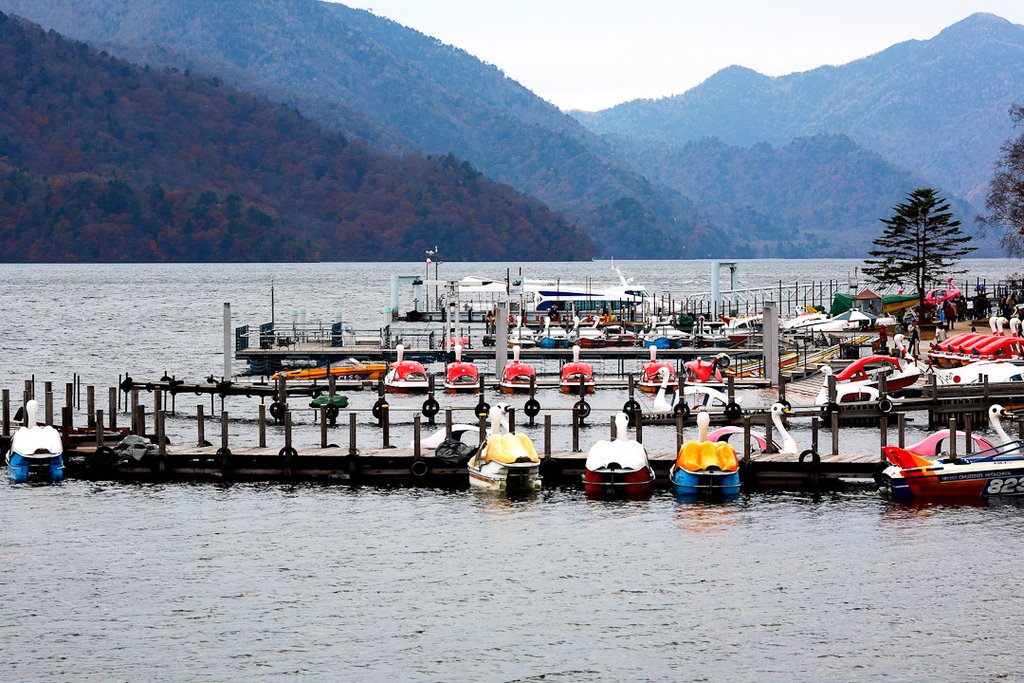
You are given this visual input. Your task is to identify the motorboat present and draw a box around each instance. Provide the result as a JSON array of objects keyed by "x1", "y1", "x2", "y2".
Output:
[
  {"x1": 383, "y1": 344, "x2": 429, "y2": 393},
  {"x1": 444, "y1": 344, "x2": 479, "y2": 393},
  {"x1": 467, "y1": 404, "x2": 540, "y2": 491},
  {"x1": 537, "y1": 316, "x2": 570, "y2": 349},
  {"x1": 508, "y1": 315, "x2": 537, "y2": 349},
  {"x1": 583, "y1": 412, "x2": 654, "y2": 498},
  {"x1": 879, "y1": 405, "x2": 1024, "y2": 501},
  {"x1": 721, "y1": 314, "x2": 762, "y2": 344},
  {"x1": 670, "y1": 411, "x2": 740, "y2": 497},
  {"x1": 6, "y1": 400, "x2": 64, "y2": 483},
  {"x1": 781, "y1": 311, "x2": 831, "y2": 332},
  {"x1": 272, "y1": 358, "x2": 386, "y2": 381},
  {"x1": 559, "y1": 345, "x2": 595, "y2": 394},
  {"x1": 639, "y1": 346, "x2": 676, "y2": 393},
  {"x1": 500, "y1": 345, "x2": 536, "y2": 393},
  {"x1": 682, "y1": 353, "x2": 730, "y2": 391}
]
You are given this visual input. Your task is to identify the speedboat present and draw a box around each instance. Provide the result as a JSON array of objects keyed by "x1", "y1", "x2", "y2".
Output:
[
  {"x1": 500, "y1": 345, "x2": 536, "y2": 393},
  {"x1": 537, "y1": 316, "x2": 570, "y2": 349},
  {"x1": 879, "y1": 405, "x2": 1024, "y2": 501},
  {"x1": 6, "y1": 400, "x2": 64, "y2": 483},
  {"x1": 444, "y1": 344, "x2": 479, "y2": 393},
  {"x1": 583, "y1": 413, "x2": 654, "y2": 498},
  {"x1": 670, "y1": 411, "x2": 740, "y2": 497},
  {"x1": 682, "y1": 353, "x2": 730, "y2": 391},
  {"x1": 272, "y1": 358, "x2": 387, "y2": 381},
  {"x1": 383, "y1": 344, "x2": 429, "y2": 393},
  {"x1": 638, "y1": 345, "x2": 676, "y2": 393},
  {"x1": 467, "y1": 404, "x2": 540, "y2": 491},
  {"x1": 559, "y1": 344, "x2": 595, "y2": 394}
]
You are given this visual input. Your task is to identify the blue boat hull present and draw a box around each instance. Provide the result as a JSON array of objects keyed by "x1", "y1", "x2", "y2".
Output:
[
  {"x1": 670, "y1": 466, "x2": 740, "y2": 498},
  {"x1": 7, "y1": 452, "x2": 64, "y2": 484}
]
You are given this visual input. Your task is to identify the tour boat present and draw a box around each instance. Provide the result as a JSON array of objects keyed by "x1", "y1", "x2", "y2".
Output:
[
  {"x1": 559, "y1": 345, "x2": 595, "y2": 394},
  {"x1": 444, "y1": 345, "x2": 479, "y2": 393},
  {"x1": 639, "y1": 346, "x2": 676, "y2": 393},
  {"x1": 383, "y1": 344, "x2": 429, "y2": 393},
  {"x1": 879, "y1": 405, "x2": 1024, "y2": 501},
  {"x1": 670, "y1": 411, "x2": 740, "y2": 497},
  {"x1": 6, "y1": 400, "x2": 64, "y2": 484},
  {"x1": 272, "y1": 358, "x2": 387, "y2": 381},
  {"x1": 500, "y1": 345, "x2": 536, "y2": 393},
  {"x1": 583, "y1": 413, "x2": 654, "y2": 498},
  {"x1": 467, "y1": 404, "x2": 540, "y2": 491}
]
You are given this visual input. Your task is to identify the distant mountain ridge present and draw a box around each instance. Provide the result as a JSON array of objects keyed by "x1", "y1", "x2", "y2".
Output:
[
  {"x1": 0, "y1": 0, "x2": 706, "y2": 258},
  {"x1": 0, "y1": 14, "x2": 593, "y2": 262},
  {"x1": 576, "y1": 13, "x2": 1024, "y2": 203},
  {"x1": 0, "y1": 1, "x2": 1012, "y2": 258}
]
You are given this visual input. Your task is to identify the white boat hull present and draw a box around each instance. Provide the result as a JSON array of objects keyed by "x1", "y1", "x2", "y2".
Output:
[{"x1": 468, "y1": 459, "x2": 541, "y2": 491}]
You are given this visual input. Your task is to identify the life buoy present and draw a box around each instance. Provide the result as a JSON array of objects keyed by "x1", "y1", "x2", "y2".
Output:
[
  {"x1": 269, "y1": 401, "x2": 286, "y2": 422},
  {"x1": 421, "y1": 397, "x2": 440, "y2": 419},
  {"x1": 574, "y1": 399, "x2": 591, "y2": 419},
  {"x1": 523, "y1": 398, "x2": 541, "y2": 418},
  {"x1": 371, "y1": 398, "x2": 388, "y2": 420},
  {"x1": 725, "y1": 402, "x2": 742, "y2": 420},
  {"x1": 878, "y1": 397, "x2": 894, "y2": 414},
  {"x1": 410, "y1": 458, "x2": 430, "y2": 477}
]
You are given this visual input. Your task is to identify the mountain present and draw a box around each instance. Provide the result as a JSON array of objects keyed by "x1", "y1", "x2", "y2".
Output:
[
  {"x1": 611, "y1": 134, "x2": 983, "y2": 257},
  {"x1": 0, "y1": 14, "x2": 594, "y2": 262},
  {"x1": 0, "y1": 0, "x2": 706, "y2": 258},
  {"x1": 576, "y1": 13, "x2": 1024, "y2": 203}
]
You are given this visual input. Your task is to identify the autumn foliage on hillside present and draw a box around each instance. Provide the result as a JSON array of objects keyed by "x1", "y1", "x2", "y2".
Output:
[{"x1": 0, "y1": 13, "x2": 594, "y2": 262}]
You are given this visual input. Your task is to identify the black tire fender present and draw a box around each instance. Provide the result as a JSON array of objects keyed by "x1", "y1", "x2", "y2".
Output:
[
  {"x1": 673, "y1": 401, "x2": 691, "y2": 418},
  {"x1": 269, "y1": 401, "x2": 286, "y2": 422},
  {"x1": 574, "y1": 399, "x2": 591, "y2": 419},
  {"x1": 878, "y1": 397, "x2": 894, "y2": 414},
  {"x1": 725, "y1": 401, "x2": 742, "y2": 420},
  {"x1": 410, "y1": 458, "x2": 430, "y2": 478},
  {"x1": 279, "y1": 446, "x2": 298, "y2": 459},
  {"x1": 421, "y1": 397, "x2": 440, "y2": 419},
  {"x1": 372, "y1": 398, "x2": 388, "y2": 421},
  {"x1": 474, "y1": 401, "x2": 491, "y2": 420},
  {"x1": 799, "y1": 449, "x2": 821, "y2": 472},
  {"x1": 523, "y1": 398, "x2": 541, "y2": 418}
]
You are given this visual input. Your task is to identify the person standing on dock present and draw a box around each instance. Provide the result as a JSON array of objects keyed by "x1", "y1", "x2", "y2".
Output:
[
  {"x1": 908, "y1": 321, "x2": 921, "y2": 358},
  {"x1": 485, "y1": 309, "x2": 495, "y2": 335},
  {"x1": 877, "y1": 324, "x2": 888, "y2": 354}
]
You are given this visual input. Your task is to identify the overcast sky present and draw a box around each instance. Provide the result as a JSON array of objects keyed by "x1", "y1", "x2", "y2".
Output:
[{"x1": 335, "y1": 0, "x2": 1024, "y2": 111}]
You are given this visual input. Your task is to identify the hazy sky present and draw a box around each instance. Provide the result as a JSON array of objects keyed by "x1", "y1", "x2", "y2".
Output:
[{"x1": 336, "y1": 0, "x2": 1024, "y2": 111}]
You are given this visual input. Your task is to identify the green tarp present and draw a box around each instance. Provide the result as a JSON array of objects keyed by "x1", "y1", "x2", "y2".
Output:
[{"x1": 829, "y1": 293, "x2": 919, "y2": 316}]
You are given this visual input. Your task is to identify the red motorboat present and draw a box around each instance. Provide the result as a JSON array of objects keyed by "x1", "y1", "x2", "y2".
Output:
[
  {"x1": 444, "y1": 344, "x2": 479, "y2": 393},
  {"x1": 639, "y1": 345, "x2": 676, "y2": 393},
  {"x1": 832, "y1": 354, "x2": 920, "y2": 392},
  {"x1": 383, "y1": 344, "x2": 429, "y2": 393},
  {"x1": 559, "y1": 344, "x2": 595, "y2": 394},
  {"x1": 500, "y1": 345, "x2": 536, "y2": 393}
]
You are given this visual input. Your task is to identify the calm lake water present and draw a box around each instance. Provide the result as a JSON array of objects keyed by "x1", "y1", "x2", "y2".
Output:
[{"x1": 2, "y1": 260, "x2": 1024, "y2": 681}]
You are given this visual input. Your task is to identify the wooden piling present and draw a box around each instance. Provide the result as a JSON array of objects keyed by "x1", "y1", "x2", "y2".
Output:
[
  {"x1": 445, "y1": 407, "x2": 453, "y2": 440},
  {"x1": 96, "y1": 410, "x2": 104, "y2": 448},
  {"x1": 427, "y1": 376, "x2": 436, "y2": 425},
  {"x1": 285, "y1": 409, "x2": 293, "y2": 450},
  {"x1": 508, "y1": 407, "x2": 516, "y2": 434},
  {"x1": 898, "y1": 413, "x2": 906, "y2": 448},
  {"x1": 258, "y1": 404, "x2": 267, "y2": 448},
  {"x1": 61, "y1": 406, "x2": 72, "y2": 440},
  {"x1": 635, "y1": 409, "x2": 643, "y2": 444},
  {"x1": 2, "y1": 389, "x2": 8, "y2": 436},
  {"x1": 197, "y1": 404, "x2": 206, "y2": 446},
  {"x1": 413, "y1": 414, "x2": 421, "y2": 458},
  {"x1": 811, "y1": 417, "x2": 819, "y2": 455},
  {"x1": 478, "y1": 414, "x2": 487, "y2": 447},
  {"x1": 675, "y1": 413, "x2": 684, "y2": 452},
  {"x1": 572, "y1": 407, "x2": 579, "y2": 452},
  {"x1": 87, "y1": 385, "x2": 95, "y2": 428},
  {"x1": 349, "y1": 413, "x2": 358, "y2": 456},
  {"x1": 45, "y1": 391, "x2": 53, "y2": 425},
  {"x1": 320, "y1": 406, "x2": 329, "y2": 448},
  {"x1": 381, "y1": 404, "x2": 390, "y2": 448},
  {"x1": 155, "y1": 391, "x2": 166, "y2": 456},
  {"x1": 742, "y1": 416, "x2": 752, "y2": 465},
  {"x1": 109, "y1": 387, "x2": 117, "y2": 429},
  {"x1": 765, "y1": 411, "x2": 774, "y2": 453},
  {"x1": 831, "y1": 411, "x2": 839, "y2": 455},
  {"x1": 965, "y1": 414, "x2": 973, "y2": 454},
  {"x1": 879, "y1": 416, "x2": 888, "y2": 456},
  {"x1": 948, "y1": 418, "x2": 957, "y2": 460},
  {"x1": 130, "y1": 389, "x2": 139, "y2": 433},
  {"x1": 544, "y1": 414, "x2": 552, "y2": 457},
  {"x1": 221, "y1": 411, "x2": 229, "y2": 454}
]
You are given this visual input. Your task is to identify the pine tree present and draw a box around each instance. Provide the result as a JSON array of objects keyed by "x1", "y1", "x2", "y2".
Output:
[{"x1": 863, "y1": 188, "x2": 974, "y2": 320}]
